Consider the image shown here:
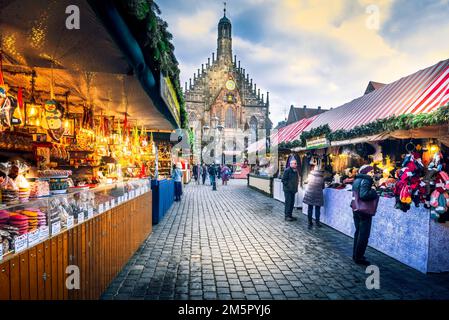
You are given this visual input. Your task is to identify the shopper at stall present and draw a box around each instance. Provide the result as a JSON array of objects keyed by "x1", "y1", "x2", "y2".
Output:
[
  {"x1": 282, "y1": 159, "x2": 300, "y2": 221},
  {"x1": 201, "y1": 163, "x2": 208, "y2": 185},
  {"x1": 351, "y1": 165, "x2": 379, "y2": 266},
  {"x1": 303, "y1": 164, "x2": 325, "y2": 228},
  {"x1": 171, "y1": 164, "x2": 183, "y2": 201}
]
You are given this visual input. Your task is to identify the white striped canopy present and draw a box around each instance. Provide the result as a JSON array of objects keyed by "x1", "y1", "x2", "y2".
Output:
[{"x1": 308, "y1": 59, "x2": 449, "y2": 131}]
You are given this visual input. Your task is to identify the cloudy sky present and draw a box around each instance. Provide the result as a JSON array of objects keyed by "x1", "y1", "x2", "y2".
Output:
[{"x1": 158, "y1": 0, "x2": 449, "y2": 126}]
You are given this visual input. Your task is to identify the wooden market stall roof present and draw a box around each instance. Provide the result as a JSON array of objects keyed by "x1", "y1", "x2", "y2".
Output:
[
  {"x1": 307, "y1": 59, "x2": 449, "y2": 131},
  {"x1": 0, "y1": 0, "x2": 179, "y2": 130}
]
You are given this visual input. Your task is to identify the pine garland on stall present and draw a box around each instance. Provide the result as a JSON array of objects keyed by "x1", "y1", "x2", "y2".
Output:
[
  {"x1": 119, "y1": 0, "x2": 189, "y2": 129},
  {"x1": 283, "y1": 104, "x2": 449, "y2": 148}
]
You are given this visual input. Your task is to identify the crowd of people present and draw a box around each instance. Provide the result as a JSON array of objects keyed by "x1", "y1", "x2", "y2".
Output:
[
  {"x1": 192, "y1": 163, "x2": 233, "y2": 190},
  {"x1": 171, "y1": 163, "x2": 234, "y2": 202},
  {"x1": 282, "y1": 161, "x2": 379, "y2": 267}
]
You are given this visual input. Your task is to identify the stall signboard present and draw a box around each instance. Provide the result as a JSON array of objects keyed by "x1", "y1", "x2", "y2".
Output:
[
  {"x1": 78, "y1": 212, "x2": 85, "y2": 223},
  {"x1": 51, "y1": 221, "x2": 61, "y2": 235},
  {"x1": 160, "y1": 73, "x2": 181, "y2": 127},
  {"x1": 39, "y1": 226, "x2": 49, "y2": 241},
  {"x1": 14, "y1": 234, "x2": 28, "y2": 253},
  {"x1": 66, "y1": 215, "x2": 74, "y2": 229},
  {"x1": 98, "y1": 203, "x2": 104, "y2": 214},
  {"x1": 306, "y1": 136, "x2": 329, "y2": 150},
  {"x1": 28, "y1": 229, "x2": 40, "y2": 247},
  {"x1": 0, "y1": 242, "x2": 3, "y2": 261},
  {"x1": 88, "y1": 207, "x2": 94, "y2": 219}
]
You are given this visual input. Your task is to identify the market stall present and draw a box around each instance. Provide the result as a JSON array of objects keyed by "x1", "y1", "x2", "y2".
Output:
[
  {"x1": 151, "y1": 179, "x2": 174, "y2": 225},
  {"x1": 0, "y1": 0, "x2": 183, "y2": 299},
  {"x1": 287, "y1": 59, "x2": 449, "y2": 273},
  {"x1": 248, "y1": 117, "x2": 316, "y2": 201}
]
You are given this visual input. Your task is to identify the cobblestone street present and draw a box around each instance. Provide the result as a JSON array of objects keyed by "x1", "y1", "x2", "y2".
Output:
[{"x1": 102, "y1": 180, "x2": 449, "y2": 300}]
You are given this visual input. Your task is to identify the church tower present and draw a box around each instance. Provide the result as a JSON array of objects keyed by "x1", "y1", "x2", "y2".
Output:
[
  {"x1": 217, "y1": 5, "x2": 232, "y2": 64},
  {"x1": 184, "y1": 4, "x2": 272, "y2": 163}
]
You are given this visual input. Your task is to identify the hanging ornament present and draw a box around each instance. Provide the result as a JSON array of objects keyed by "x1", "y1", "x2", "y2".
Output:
[{"x1": 42, "y1": 100, "x2": 65, "y2": 142}]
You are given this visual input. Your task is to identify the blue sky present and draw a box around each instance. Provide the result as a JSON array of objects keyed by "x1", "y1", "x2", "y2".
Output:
[{"x1": 158, "y1": 0, "x2": 449, "y2": 125}]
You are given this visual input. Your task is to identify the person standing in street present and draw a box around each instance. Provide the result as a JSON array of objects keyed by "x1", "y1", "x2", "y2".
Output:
[
  {"x1": 303, "y1": 164, "x2": 325, "y2": 229},
  {"x1": 171, "y1": 164, "x2": 183, "y2": 201},
  {"x1": 282, "y1": 159, "x2": 300, "y2": 221},
  {"x1": 351, "y1": 165, "x2": 379, "y2": 266},
  {"x1": 201, "y1": 163, "x2": 208, "y2": 185},
  {"x1": 221, "y1": 164, "x2": 231, "y2": 185},
  {"x1": 192, "y1": 163, "x2": 199, "y2": 183},
  {"x1": 208, "y1": 164, "x2": 217, "y2": 191}
]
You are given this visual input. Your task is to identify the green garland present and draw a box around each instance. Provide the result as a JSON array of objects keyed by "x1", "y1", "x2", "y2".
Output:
[
  {"x1": 117, "y1": 0, "x2": 189, "y2": 129},
  {"x1": 280, "y1": 103, "x2": 449, "y2": 149}
]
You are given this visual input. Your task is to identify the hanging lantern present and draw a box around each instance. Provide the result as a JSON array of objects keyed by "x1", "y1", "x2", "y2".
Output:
[{"x1": 26, "y1": 102, "x2": 41, "y2": 126}]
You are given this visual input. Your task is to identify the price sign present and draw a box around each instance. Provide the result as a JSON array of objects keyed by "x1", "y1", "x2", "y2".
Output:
[
  {"x1": 111, "y1": 199, "x2": 116, "y2": 208},
  {"x1": 88, "y1": 208, "x2": 94, "y2": 219},
  {"x1": 14, "y1": 234, "x2": 28, "y2": 253},
  {"x1": 51, "y1": 221, "x2": 61, "y2": 236},
  {"x1": 78, "y1": 212, "x2": 85, "y2": 224},
  {"x1": 105, "y1": 201, "x2": 110, "y2": 211},
  {"x1": 125, "y1": 193, "x2": 129, "y2": 201},
  {"x1": 67, "y1": 216, "x2": 74, "y2": 229},
  {"x1": 0, "y1": 242, "x2": 3, "y2": 261},
  {"x1": 98, "y1": 204, "x2": 104, "y2": 214},
  {"x1": 28, "y1": 229, "x2": 40, "y2": 247},
  {"x1": 39, "y1": 226, "x2": 49, "y2": 241}
]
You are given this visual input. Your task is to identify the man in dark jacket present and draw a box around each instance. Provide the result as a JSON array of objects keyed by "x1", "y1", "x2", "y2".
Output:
[
  {"x1": 208, "y1": 165, "x2": 217, "y2": 191},
  {"x1": 352, "y1": 165, "x2": 378, "y2": 266},
  {"x1": 282, "y1": 160, "x2": 300, "y2": 221}
]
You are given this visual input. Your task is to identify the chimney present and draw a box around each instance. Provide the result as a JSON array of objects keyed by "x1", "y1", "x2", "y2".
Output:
[
  {"x1": 246, "y1": 74, "x2": 249, "y2": 82},
  {"x1": 303, "y1": 105, "x2": 307, "y2": 109},
  {"x1": 250, "y1": 79, "x2": 253, "y2": 88},
  {"x1": 189, "y1": 78, "x2": 192, "y2": 89},
  {"x1": 207, "y1": 58, "x2": 210, "y2": 67},
  {"x1": 262, "y1": 93, "x2": 264, "y2": 103},
  {"x1": 258, "y1": 89, "x2": 260, "y2": 98},
  {"x1": 212, "y1": 52, "x2": 215, "y2": 63},
  {"x1": 254, "y1": 84, "x2": 257, "y2": 93},
  {"x1": 197, "y1": 69, "x2": 200, "y2": 78},
  {"x1": 234, "y1": 55, "x2": 237, "y2": 66},
  {"x1": 201, "y1": 64, "x2": 204, "y2": 73},
  {"x1": 238, "y1": 61, "x2": 241, "y2": 69},
  {"x1": 318, "y1": 106, "x2": 321, "y2": 110},
  {"x1": 185, "y1": 82, "x2": 188, "y2": 92},
  {"x1": 266, "y1": 92, "x2": 270, "y2": 105}
]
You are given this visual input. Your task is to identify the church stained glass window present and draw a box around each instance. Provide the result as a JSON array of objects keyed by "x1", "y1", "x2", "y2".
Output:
[{"x1": 225, "y1": 107, "x2": 237, "y2": 128}]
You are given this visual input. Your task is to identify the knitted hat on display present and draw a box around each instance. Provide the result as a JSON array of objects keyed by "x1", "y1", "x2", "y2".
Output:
[{"x1": 359, "y1": 165, "x2": 374, "y2": 175}]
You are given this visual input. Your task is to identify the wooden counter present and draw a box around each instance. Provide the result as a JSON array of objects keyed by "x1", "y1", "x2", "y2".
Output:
[{"x1": 0, "y1": 191, "x2": 152, "y2": 300}]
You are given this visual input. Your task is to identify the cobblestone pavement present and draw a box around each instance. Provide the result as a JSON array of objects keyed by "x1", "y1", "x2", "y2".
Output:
[{"x1": 102, "y1": 179, "x2": 449, "y2": 300}]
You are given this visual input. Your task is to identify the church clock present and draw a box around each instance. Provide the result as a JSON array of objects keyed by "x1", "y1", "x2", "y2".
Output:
[{"x1": 225, "y1": 79, "x2": 236, "y2": 91}]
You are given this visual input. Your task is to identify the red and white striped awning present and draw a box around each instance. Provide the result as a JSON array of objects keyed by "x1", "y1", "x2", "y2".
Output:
[
  {"x1": 247, "y1": 116, "x2": 316, "y2": 153},
  {"x1": 271, "y1": 116, "x2": 317, "y2": 145},
  {"x1": 308, "y1": 59, "x2": 449, "y2": 131}
]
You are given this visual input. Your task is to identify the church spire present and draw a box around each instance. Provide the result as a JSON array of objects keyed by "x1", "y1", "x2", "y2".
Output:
[{"x1": 217, "y1": 3, "x2": 232, "y2": 64}]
